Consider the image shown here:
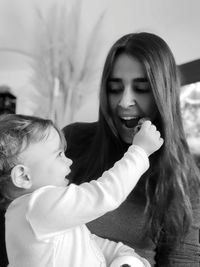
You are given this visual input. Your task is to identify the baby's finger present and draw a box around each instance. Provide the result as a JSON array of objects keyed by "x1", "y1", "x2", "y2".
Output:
[
  {"x1": 140, "y1": 120, "x2": 152, "y2": 130},
  {"x1": 159, "y1": 137, "x2": 164, "y2": 145},
  {"x1": 160, "y1": 137, "x2": 164, "y2": 143},
  {"x1": 155, "y1": 130, "x2": 161, "y2": 138},
  {"x1": 150, "y1": 124, "x2": 157, "y2": 132},
  {"x1": 132, "y1": 124, "x2": 141, "y2": 135},
  {"x1": 138, "y1": 117, "x2": 150, "y2": 125}
]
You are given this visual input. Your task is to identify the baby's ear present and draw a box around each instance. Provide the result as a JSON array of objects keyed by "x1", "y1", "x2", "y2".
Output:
[{"x1": 11, "y1": 165, "x2": 32, "y2": 189}]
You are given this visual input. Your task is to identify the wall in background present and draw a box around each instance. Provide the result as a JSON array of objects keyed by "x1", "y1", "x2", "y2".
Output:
[
  {"x1": 106, "y1": 0, "x2": 200, "y2": 65},
  {"x1": 0, "y1": 0, "x2": 199, "y2": 124}
]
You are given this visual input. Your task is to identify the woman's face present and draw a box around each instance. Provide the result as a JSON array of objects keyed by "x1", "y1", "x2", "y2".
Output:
[{"x1": 107, "y1": 53, "x2": 158, "y2": 144}]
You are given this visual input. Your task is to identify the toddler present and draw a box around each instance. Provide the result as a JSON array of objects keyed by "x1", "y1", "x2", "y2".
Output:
[{"x1": 0, "y1": 114, "x2": 163, "y2": 267}]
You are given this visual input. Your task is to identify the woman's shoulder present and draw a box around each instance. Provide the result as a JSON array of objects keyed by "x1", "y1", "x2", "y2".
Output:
[
  {"x1": 62, "y1": 121, "x2": 98, "y2": 140},
  {"x1": 62, "y1": 121, "x2": 98, "y2": 156}
]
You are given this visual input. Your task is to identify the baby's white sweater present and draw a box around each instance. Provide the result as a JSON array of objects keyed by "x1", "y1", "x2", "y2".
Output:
[{"x1": 5, "y1": 145, "x2": 149, "y2": 267}]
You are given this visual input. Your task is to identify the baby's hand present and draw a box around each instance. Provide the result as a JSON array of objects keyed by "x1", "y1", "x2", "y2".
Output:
[{"x1": 132, "y1": 120, "x2": 164, "y2": 156}]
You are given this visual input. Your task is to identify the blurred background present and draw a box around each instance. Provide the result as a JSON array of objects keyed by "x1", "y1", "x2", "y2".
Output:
[{"x1": 0, "y1": 0, "x2": 199, "y2": 153}]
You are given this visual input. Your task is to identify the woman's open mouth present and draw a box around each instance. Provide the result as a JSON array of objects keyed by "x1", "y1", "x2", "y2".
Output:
[{"x1": 120, "y1": 117, "x2": 140, "y2": 128}]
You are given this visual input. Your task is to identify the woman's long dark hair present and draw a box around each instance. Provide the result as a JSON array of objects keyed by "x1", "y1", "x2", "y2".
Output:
[{"x1": 72, "y1": 32, "x2": 200, "y2": 243}]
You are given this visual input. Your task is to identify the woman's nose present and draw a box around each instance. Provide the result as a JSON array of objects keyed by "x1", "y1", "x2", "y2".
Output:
[{"x1": 118, "y1": 86, "x2": 136, "y2": 108}]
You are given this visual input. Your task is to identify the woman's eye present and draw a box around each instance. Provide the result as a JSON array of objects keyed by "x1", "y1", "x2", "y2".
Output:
[
  {"x1": 134, "y1": 83, "x2": 151, "y2": 93},
  {"x1": 108, "y1": 82, "x2": 123, "y2": 93},
  {"x1": 135, "y1": 87, "x2": 150, "y2": 93}
]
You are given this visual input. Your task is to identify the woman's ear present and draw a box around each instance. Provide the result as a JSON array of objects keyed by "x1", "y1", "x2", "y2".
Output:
[{"x1": 11, "y1": 164, "x2": 32, "y2": 189}]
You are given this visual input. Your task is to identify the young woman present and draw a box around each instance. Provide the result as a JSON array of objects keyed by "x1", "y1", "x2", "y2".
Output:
[{"x1": 63, "y1": 32, "x2": 200, "y2": 266}]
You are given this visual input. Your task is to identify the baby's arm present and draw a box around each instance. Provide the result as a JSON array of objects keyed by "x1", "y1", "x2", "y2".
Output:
[
  {"x1": 91, "y1": 234, "x2": 151, "y2": 267},
  {"x1": 27, "y1": 145, "x2": 149, "y2": 237},
  {"x1": 26, "y1": 121, "x2": 163, "y2": 237}
]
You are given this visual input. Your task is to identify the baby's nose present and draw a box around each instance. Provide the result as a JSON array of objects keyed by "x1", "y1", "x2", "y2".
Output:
[{"x1": 67, "y1": 158, "x2": 73, "y2": 166}]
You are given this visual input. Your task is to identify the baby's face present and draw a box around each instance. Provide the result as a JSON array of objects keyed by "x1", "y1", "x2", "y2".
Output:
[{"x1": 20, "y1": 127, "x2": 72, "y2": 190}]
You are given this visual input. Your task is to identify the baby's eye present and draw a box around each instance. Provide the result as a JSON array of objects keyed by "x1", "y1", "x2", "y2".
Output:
[{"x1": 58, "y1": 151, "x2": 64, "y2": 157}]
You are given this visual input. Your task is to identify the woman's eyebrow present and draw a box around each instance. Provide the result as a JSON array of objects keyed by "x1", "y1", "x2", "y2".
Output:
[
  {"x1": 108, "y1": 78, "x2": 122, "y2": 82},
  {"x1": 134, "y1": 78, "x2": 148, "y2": 82},
  {"x1": 108, "y1": 78, "x2": 148, "y2": 82}
]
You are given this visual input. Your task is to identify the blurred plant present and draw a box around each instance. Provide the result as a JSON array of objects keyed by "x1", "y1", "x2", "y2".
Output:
[
  {"x1": 31, "y1": 0, "x2": 106, "y2": 127},
  {"x1": 180, "y1": 82, "x2": 200, "y2": 154}
]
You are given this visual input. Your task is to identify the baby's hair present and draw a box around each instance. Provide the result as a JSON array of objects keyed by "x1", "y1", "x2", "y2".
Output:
[{"x1": 0, "y1": 114, "x2": 65, "y2": 209}]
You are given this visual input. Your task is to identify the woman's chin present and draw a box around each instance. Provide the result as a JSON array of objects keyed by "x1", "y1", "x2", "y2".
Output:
[{"x1": 119, "y1": 126, "x2": 137, "y2": 144}]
